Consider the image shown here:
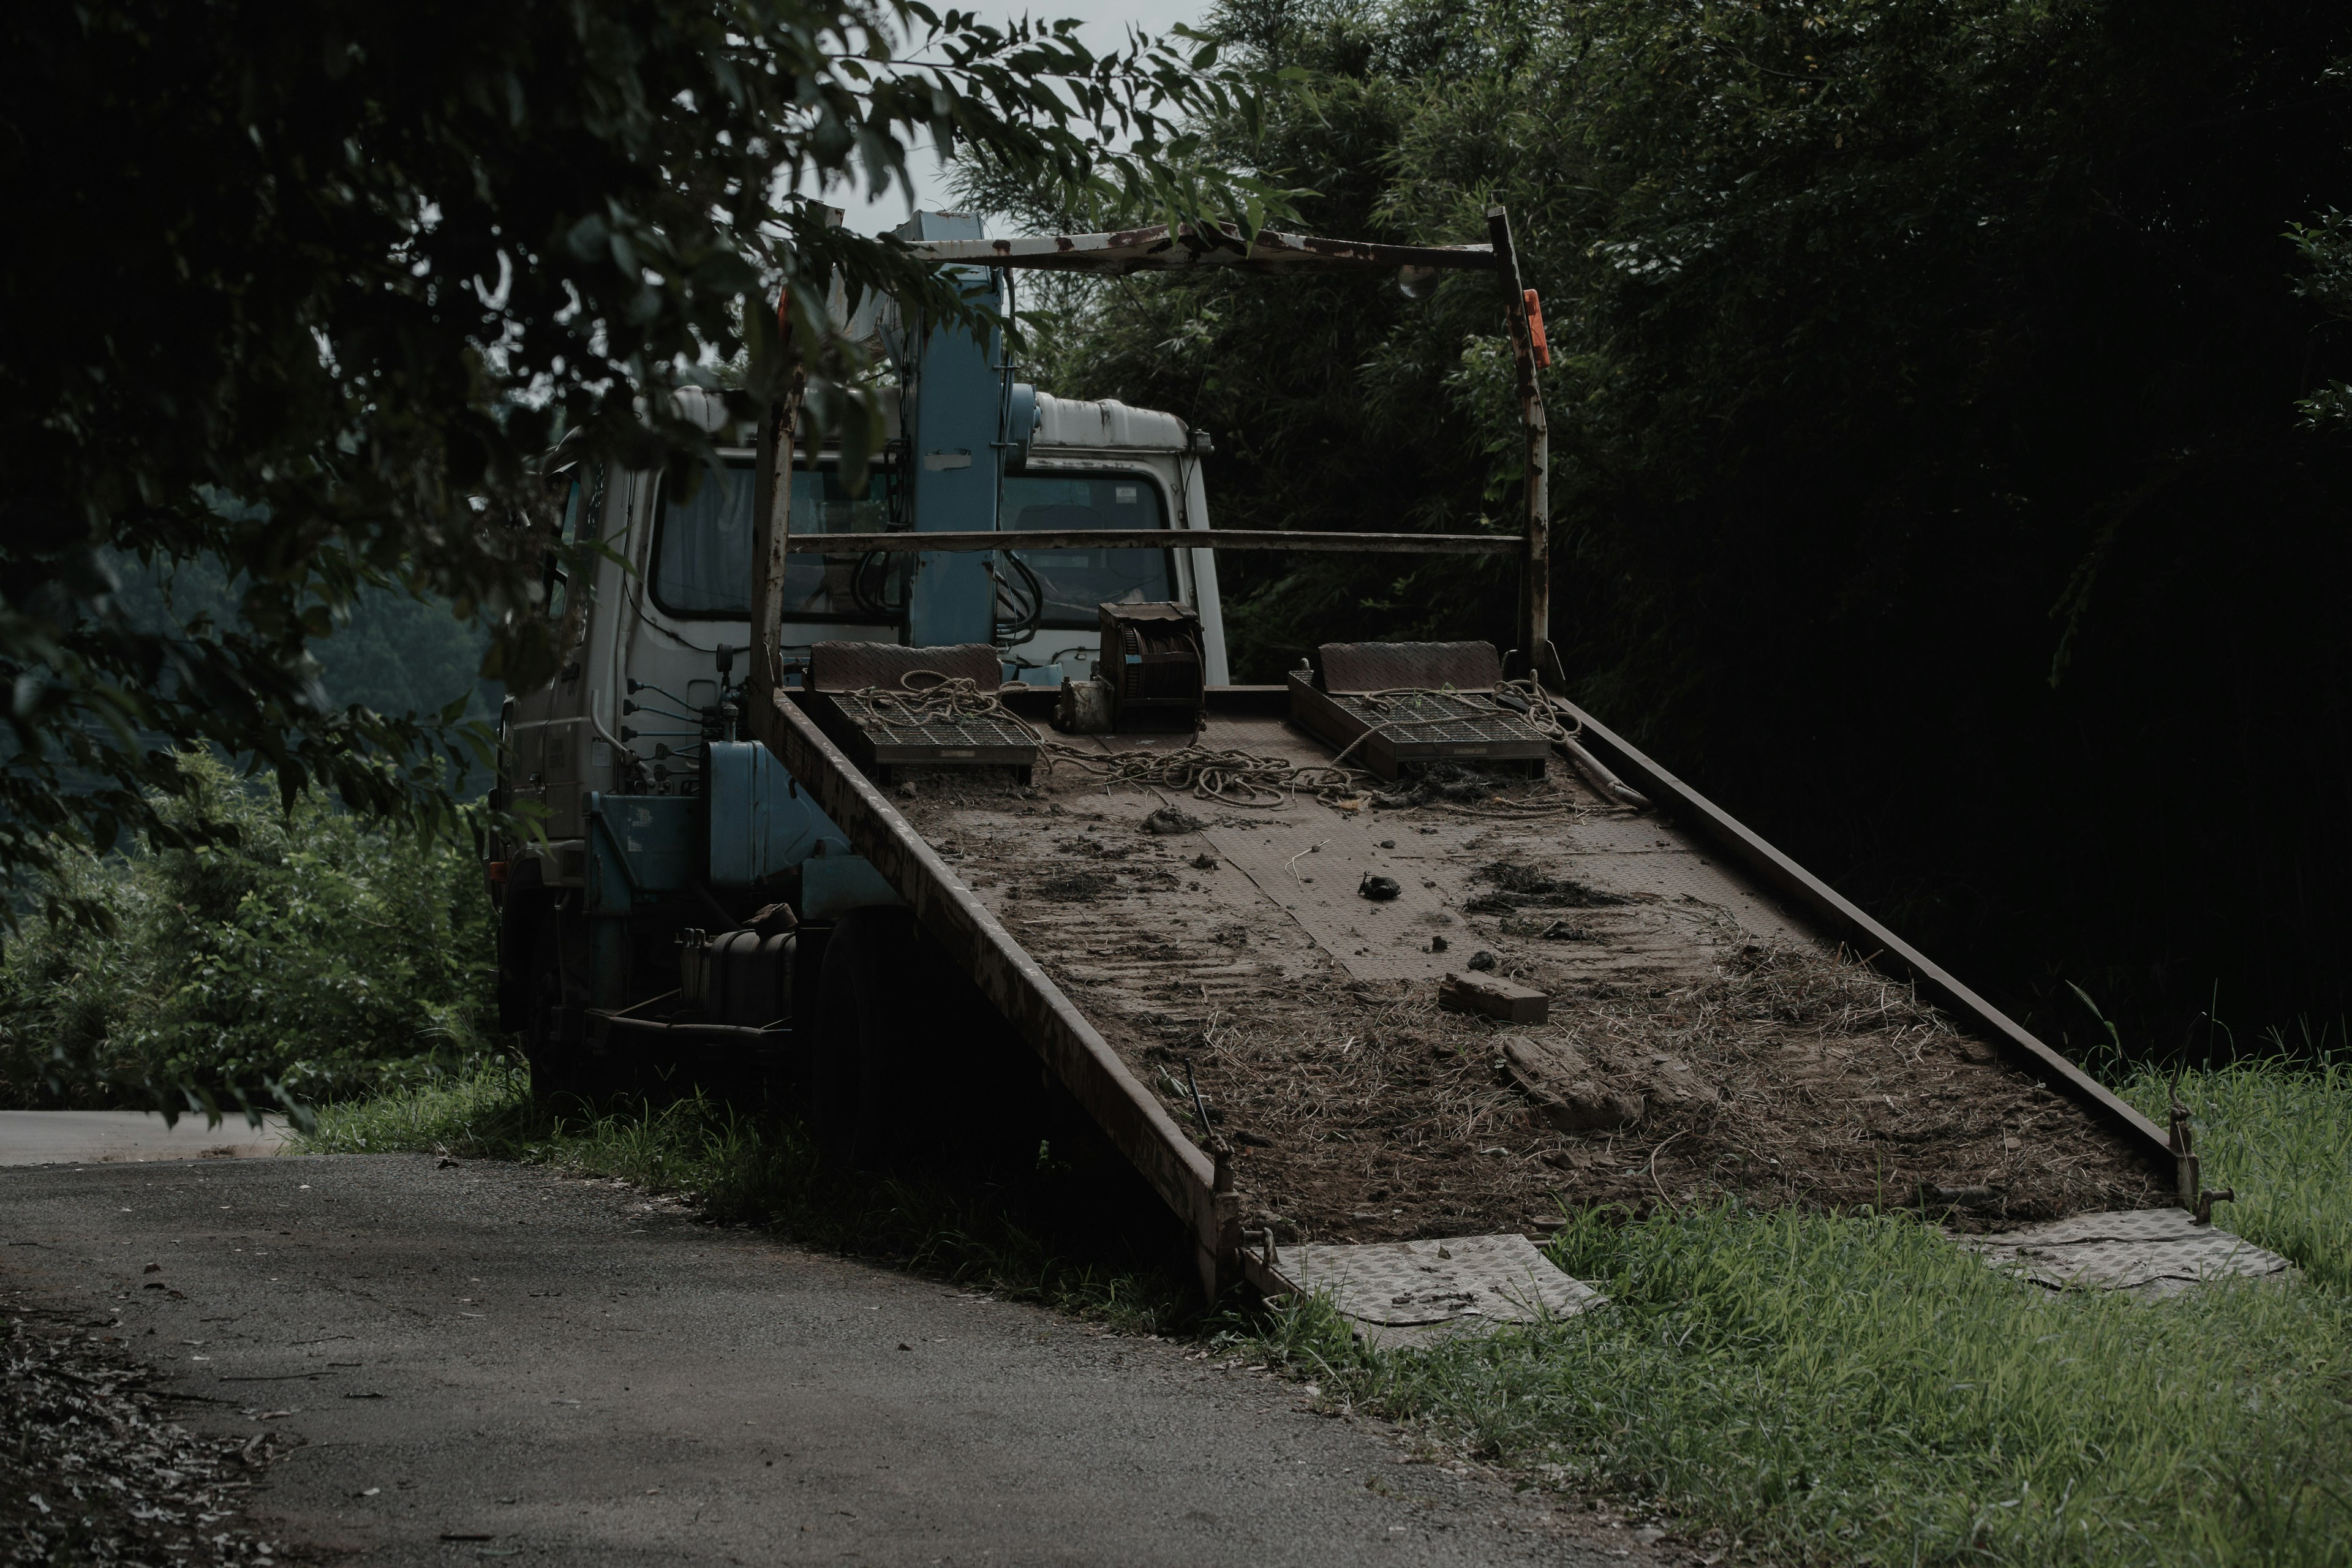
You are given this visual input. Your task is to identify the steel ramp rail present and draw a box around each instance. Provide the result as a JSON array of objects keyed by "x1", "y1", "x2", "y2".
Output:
[{"x1": 750, "y1": 685, "x2": 1236, "y2": 1298}]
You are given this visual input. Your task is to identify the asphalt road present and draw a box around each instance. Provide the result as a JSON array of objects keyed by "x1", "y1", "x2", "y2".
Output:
[
  {"x1": 0, "y1": 1153, "x2": 1685, "y2": 1567},
  {"x1": 0, "y1": 1109, "x2": 287, "y2": 1165}
]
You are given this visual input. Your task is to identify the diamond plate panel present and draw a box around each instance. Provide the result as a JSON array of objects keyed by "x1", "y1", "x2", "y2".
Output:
[
  {"x1": 1963, "y1": 1207, "x2": 2293, "y2": 1295},
  {"x1": 1200, "y1": 806, "x2": 1467, "y2": 981},
  {"x1": 1314, "y1": 641, "x2": 1504, "y2": 695},
  {"x1": 1283, "y1": 1234, "x2": 1604, "y2": 1327}
]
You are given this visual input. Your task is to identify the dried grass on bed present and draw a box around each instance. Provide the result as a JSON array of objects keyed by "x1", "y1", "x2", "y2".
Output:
[{"x1": 1143, "y1": 941, "x2": 2162, "y2": 1245}]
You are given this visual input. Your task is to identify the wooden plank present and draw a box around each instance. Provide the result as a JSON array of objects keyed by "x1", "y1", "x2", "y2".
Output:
[
  {"x1": 790, "y1": 529, "x2": 1519, "y2": 556},
  {"x1": 746, "y1": 687, "x2": 1233, "y2": 1277},
  {"x1": 1439, "y1": 971, "x2": 1551, "y2": 1024},
  {"x1": 1547, "y1": 691, "x2": 2177, "y2": 1182}
]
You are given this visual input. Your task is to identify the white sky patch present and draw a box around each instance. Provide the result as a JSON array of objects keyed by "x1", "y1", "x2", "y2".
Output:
[{"x1": 832, "y1": 0, "x2": 1208, "y2": 236}]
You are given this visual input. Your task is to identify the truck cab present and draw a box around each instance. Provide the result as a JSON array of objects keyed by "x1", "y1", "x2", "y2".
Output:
[{"x1": 486, "y1": 214, "x2": 1228, "y2": 1106}]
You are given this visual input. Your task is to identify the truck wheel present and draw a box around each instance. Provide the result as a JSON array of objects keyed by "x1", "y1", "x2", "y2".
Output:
[
  {"x1": 810, "y1": 906, "x2": 918, "y2": 1170},
  {"x1": 524, "y1": 916, "x2": 588, "y2": 1114}
]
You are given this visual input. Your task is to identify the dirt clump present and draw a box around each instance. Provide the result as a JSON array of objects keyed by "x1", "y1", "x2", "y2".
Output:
[
  {"x1": 1463, "y1": 861, "x2": 1629, "y2": 915},
  {"x1": 1370, "y1": 763, "x2": 1539, "y2": 809}
]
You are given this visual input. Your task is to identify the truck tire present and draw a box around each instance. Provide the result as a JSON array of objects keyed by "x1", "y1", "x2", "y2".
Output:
[
  {"x1": 524, "y1": 914, "x2": 589, "y2": 1114},
  {"x1": 809, "y1": 906, "x2": 916, "y2": 1169}
]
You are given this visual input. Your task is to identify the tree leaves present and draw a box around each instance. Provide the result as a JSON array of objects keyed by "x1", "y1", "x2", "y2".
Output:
[
  {"x1": 1037, "y1": 0, "x2": 2352, "y2": 1040},
  {"x1": 1, "y1": 0, "x2": 1282, "y2": 912}
]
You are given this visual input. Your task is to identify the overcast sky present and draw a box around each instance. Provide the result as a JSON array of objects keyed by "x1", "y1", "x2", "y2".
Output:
[{"x1": 834, "y1": 0, "x2": 1210, "y2": 235}]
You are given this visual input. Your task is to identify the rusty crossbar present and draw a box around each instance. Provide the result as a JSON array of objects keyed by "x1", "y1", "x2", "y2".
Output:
[
  {"x1": 783, "y1": 530, "x2": 1519, "y2": 556},
  {"x1": 746, "y1": 687, "x2": 1235, "y2": 1292}
]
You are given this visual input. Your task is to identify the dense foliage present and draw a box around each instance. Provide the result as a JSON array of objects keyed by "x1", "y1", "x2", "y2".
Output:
[
  {"x1": 2, "y1": 0, "x2": 1274, "y2": 919},
  {"x1": 1019, "y1": 0, "x2": 2352, "y2": 1049},
  {"x1": 110, "y1": 557, "x2": 503, "y2": 781},
  {"x1": 0, "y1": 755, "x2": 497, "y2": 1114}
]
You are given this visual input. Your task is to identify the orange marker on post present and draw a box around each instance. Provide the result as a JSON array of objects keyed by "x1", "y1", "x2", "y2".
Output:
[{"x1": 1523, "y1": 289, "x2": 1551, "y2": 369}]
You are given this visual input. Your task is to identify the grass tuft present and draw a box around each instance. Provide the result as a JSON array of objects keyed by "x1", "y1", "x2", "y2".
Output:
[
  {"x1": 2120, "y1": 1052, "x2": 2352, "y2": 1294},
  {"x1": 1265, "y1": 1203, "x2": 2349, "y2": 1566},
  {"x1": 1243, "y1": 1056, "x2": 2352, "y2": 1568},
  {"x1": 293, "y1": 1063, "x2": 1193, "y2": 1333}
]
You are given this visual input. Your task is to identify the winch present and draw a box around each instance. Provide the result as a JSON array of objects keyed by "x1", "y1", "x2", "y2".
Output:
[{"x1": 1097, "y1": 601, "x2": 1205, "y2": 731}]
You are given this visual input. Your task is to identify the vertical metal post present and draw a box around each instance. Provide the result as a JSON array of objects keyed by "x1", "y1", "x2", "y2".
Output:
[
  {"x1": 892, "y1": 211, "x2": 1004, "y2": 649},
  {"x1": 1487, "y1": 205, "x2": 1555, "y2": 687},
  {"x1": 751, "y1": 310, "x2": 805, "y2": 701}
]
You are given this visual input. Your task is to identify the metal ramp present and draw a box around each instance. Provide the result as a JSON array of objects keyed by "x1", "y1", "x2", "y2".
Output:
[
  {"x1": 1962, "y1": 1208, "x2": 2294, "y2": 1298},
  {"x1": 1264, "y1": 1212, "x2": 2291, "y2": 1351},
  {"x1": 1263, "y1": 1233, "x2": 1605, "y2": 1348}
]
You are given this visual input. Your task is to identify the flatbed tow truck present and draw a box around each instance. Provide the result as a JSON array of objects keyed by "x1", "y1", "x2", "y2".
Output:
[{"x1": 491, "y1": 210, "x2": 2287, "y2": 1328}]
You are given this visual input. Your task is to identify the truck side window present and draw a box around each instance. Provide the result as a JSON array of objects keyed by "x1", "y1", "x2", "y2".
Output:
[
  {"x1": 651, "y1": 459, "x2": 902, "y2": 621},
  {"x1": 1000, "y1": 475, "x2": 1172, "y2": 625}
]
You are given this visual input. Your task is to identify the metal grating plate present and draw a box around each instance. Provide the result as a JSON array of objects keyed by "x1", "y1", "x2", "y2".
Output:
[
  {"x1": 827, "y1": 694, "x2": 1039, "y2": 755},
  {"x1": 1325, "y1": 690, "x2": 1548, "y2": 747},
  {"x1": 1282, "y1": 1234, "x2": 1604, "y2": 1345},
  {"x1": 1962, "y1": 1207, "x2": 2294, "y2": 1297},
  {"x1": 1316, "y1": 641, "x2": 1504, "y2": 695},
  {"x1": 807, "y1": 641, "x2": 1001, "y2": 693}
]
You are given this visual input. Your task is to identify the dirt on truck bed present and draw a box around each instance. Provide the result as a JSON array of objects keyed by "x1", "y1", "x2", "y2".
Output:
[{"x1": 896, "y1": 710, "x2": 2164, "y2": 1246}]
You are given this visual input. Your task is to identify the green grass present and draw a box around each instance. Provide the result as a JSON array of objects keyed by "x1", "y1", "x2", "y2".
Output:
[
  {"x1": 303, "y1": 1055, "x2": 2352, "y2": 1567},
  {"x1": 291, "y1": 1062, "x2": 1192, "y2": 1333},
  {"x1": 2119, "y1": 1053, "x2": 2352, "y2": 1295},
  {"x1": 1242, "y1": 1057, "x2": 2352, "y2": 1568}
]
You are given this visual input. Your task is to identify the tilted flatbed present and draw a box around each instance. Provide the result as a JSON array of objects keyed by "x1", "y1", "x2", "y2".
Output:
[
  {"x1": 497, "y1": 206, "x2": 2237, "y2": 1316},
  {"x1": 752, "y1": 679, "x2": 2178, "y2": 1302}
]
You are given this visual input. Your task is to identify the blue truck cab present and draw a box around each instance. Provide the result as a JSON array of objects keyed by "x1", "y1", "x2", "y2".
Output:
[{"x1": 484, "y1": 213, "x2": 1229, "y2": 1106}]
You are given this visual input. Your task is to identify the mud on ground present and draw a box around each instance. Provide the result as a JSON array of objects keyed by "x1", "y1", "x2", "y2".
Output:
[{"x1": 893, "y1": 745, "x2": 2163, "y2": 1246}]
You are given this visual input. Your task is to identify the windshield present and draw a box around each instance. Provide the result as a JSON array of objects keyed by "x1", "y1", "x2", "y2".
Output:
[
  {"x1": 652, "y1": 461, "x2": 902, "y2": 620},
  {"x1": 651, "y1": 463, "x2": 1172, "y2": 627},
  {"x1": 1000, "y1": 473, "x2": 1171, "y2": 626}
]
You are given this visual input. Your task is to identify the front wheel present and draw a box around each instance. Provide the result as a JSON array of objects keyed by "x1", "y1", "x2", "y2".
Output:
[{"x1": 523, "y1": 914, "x2": 590, "y2": 1114}]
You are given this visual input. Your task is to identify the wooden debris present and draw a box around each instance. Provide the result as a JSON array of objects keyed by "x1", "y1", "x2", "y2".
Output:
[
  {"x1": 1439, "y1": 971, "x2": 1550, "y2": 1024},
  {"x1": 1501, "y1": 1035, "x2": 1645, "y2": 1130}
]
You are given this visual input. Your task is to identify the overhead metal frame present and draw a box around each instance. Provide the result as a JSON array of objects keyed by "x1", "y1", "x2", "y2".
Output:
[
  {"x1": 783, "y1": 528, "x2": 1518, "y2": 556},
  {"x1": 749, "y1": 211, "x2": 1547, "y2": 694},
  {"x1": 900, "y1": 221, "x2": 1497, "y2": 277}
]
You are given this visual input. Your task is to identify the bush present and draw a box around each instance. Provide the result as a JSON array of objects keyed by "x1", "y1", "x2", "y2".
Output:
[{"x1": 0, "y1": 752, "x2": 498, "y2": 1112}]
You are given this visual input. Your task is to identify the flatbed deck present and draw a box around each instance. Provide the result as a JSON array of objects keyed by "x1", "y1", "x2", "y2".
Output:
[{"x1": 753, "y1": 685, "x2": 2174, "y2": 1296}]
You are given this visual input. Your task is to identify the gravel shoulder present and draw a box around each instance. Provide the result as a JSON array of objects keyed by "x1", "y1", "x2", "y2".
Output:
[{"x1": 0, "y1": 1153, "x2": 1684, "y2": 1567}]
